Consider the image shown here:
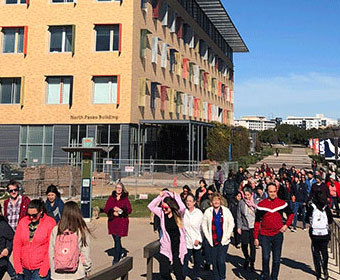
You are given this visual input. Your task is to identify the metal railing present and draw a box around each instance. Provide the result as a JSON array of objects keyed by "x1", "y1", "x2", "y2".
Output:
[
  {"x1": 329, "y1": 219, "x2": 340, "y2": 274},
  {"x1": 143, "y1": 240, "x2": 160, "y2": 280},
  {"x1": 88, "y1": 257, "x2": 133, "y2": 280}
]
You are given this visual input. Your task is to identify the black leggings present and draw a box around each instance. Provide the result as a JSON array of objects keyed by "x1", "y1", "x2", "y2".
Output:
[
  {"x1": 241, "y1": 229, "x2": 256, "y2": 264},
  {"x1": 311, "y1": 238, "x2": 329, "y2": 277},
  {"x1": 0, "y1": 266, "x2": 7, "y2": 280},
  {"x1": 159, "y1": 253, "x2": 184, "y2": 280}
]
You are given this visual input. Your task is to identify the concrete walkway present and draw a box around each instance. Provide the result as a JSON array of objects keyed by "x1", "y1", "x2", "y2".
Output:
[
  {"x1": 248, "y1": 146, "x2": 312, "y2": 173},
  {"x1": 88, "y1": 217, "x2": 339, "y2": 280}
]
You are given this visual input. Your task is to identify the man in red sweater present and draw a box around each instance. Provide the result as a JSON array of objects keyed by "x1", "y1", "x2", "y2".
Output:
[{"x1": 254, "y1": 183, "x2": 294, "y2": 280}]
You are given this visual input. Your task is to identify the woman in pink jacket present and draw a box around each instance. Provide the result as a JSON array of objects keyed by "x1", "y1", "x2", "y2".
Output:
[
  {"x1": 148, "y1": 191, "x2": 187, "y2": 280},
  {"x1": 13, "y1": 199, "x2": 56, "y2": 280}
]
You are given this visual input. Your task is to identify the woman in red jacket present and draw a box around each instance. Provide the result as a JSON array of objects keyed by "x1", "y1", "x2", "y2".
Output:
[
  {"x1": 13, "y1": 199, "x2": 56, "y2": 280},
  {"x1": 104, "y1": 182, "x2": 132, "y2": 264}
]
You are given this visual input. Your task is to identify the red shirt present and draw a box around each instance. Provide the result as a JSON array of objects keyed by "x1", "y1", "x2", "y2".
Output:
[{"x1": 254, "y1": 197, "x2": 294, "y2": 239}]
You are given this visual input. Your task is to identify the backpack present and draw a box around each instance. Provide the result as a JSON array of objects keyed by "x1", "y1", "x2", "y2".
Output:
[
  {"x1": 54, "y1": 231, "x2": 80, "y2": 273},
  {"x1": 310, "y1": 203, "x2": 329, "y2": 236},
  {"x1": 223, "y1": 180, "x2": 236, "y2": 197}
]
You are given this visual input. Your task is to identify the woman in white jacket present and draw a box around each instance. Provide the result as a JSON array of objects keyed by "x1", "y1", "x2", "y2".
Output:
[
  {"x1": 183, "y1": 193, "x2": 203, "y2": 280},
  {"x1": 202, "y1": 193, "x2": 234, "y2": 280}
]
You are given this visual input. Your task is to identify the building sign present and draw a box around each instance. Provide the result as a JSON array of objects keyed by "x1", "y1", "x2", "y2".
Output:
[
  {"x1": 70, "y1": 114, "x2": 118, "y2": 120},
  {"x1": 125, "y1": 166, "x2": 134, "y2": 172},
  {"x1": 82, "y1": 138, "x2": 94, "y2": 148}
]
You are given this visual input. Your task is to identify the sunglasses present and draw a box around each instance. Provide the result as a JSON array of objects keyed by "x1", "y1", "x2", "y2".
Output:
[
  {"x1": 27, "y1": 213, "x2": 39, "y2": 219},
  {"x1": 8, "y1": 189, "x2": 18, "y2": 193},
  {"x1": 161, "y1": 205, "x2": 170, "y2": 211}
]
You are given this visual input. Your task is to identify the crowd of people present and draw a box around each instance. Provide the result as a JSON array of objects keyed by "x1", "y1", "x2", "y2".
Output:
[
  {"x1": 149, "y1": 162, "x2": 339, "y2": 280},
  {"x1": 0, "y1": 180, "x2": 133, "y2": 280}
]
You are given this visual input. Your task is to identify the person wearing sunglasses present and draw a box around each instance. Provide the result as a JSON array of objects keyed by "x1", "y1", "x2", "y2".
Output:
[
  {"x1": 148, "y1": 190, "x2": 187, "y2": 280},
  {"x1": 13, "y1": 199, "x2": 56, "y2": 280},
  {"x1": 4, "y1": 180, "x2": 31, "y2": 232}
]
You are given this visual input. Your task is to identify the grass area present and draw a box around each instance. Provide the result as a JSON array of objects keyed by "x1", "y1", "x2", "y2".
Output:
[{"x1": 91, "y1": 194, "x2": 157, "y2": 218}]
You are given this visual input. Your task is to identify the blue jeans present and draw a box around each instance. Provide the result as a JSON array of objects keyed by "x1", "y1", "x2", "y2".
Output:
[
  {"x1": 210, "y1": 243, "x2": 229, "y2": 280},
  {"x1": 112, "y1": 234, "x2": 127, "y2": 264},
  {"x1": 293, "y1": 202, "x2": 306, "y2": 229},
  {"x1": 183, "y1": 248, "x2": 202, "y2": 279},
  {"x1": 260, "y1": 233, "x2": 283, "y2": 280},
  {"x1": 18, "y1": 269, "x2": 50, "y2": 280}
]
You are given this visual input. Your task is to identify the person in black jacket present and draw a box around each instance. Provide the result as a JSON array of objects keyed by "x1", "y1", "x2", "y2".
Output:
[
  {"x1": 229, "y1": 191, "x2": 242, "y2": 248},
  {"x1": 306, "y1": 190, "x2": 333, "y2": 280},
  {"x1": 0, "y1": 205, "x2": 14, "y2": 280},
  {"x1": 291, "y1": 176, "x2": 308, "y2": 231}
]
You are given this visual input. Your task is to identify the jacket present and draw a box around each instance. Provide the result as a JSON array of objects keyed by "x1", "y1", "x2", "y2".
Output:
[
  {"x1": 0, "y1": 216, "x2": 14, "y2": 267},
  {"x1": 308, "y1": 182, "x2": 331, "y2": 203},
  {"x1": 4, "y1": 195, "x2": 31, "y2": 221},
  {"x1": 148, "y1": 192, "x2": 187, "y2": 264},
  {"x1": 202, "y1": 206, "x2": 234, "y2": 247},
  {"x1": 13, "y1": 214, "x2": 56, "y2": 276},
  {"x1": 183, "y1": 208, "x2": 203, "y2": 250},
  {"x1": 49, "y1": 226, "x2": 92, "y2": 280},
  {"x1": 237, "y1": 200, "x2": 256, "y2": 231},
  {"x1": 254, "y1": 197, "x2": 294, "y2": 239},
  {"x1": 292, "y1": 182, "x2": 308, "y2": 203},
  {"x1": 46, "y1": 197, "x2": 64, "y2": 223},
  {"x1": 104, "y1": 193, "x2": 132, "y2": 237}
]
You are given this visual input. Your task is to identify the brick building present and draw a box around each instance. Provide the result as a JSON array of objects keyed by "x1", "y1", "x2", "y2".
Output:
[{"x1": 0, "y1": 0, "x2": 248, "y2": 166}]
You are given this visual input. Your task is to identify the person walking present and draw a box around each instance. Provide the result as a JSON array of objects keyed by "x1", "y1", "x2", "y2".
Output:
[
  {"x1": 4, "y1": 180, "x2": 31, "y2": 280},
  {"x1": 202, "y1": 193, "x2": 234, "y2": 280},
  {"x1": 237, "y1": 188, "x2": 257, "y2": 271},
  {"x1": 306, "y1": 172, "x2": 316, "y2": 197},
  {"x1": 49, "y1": 201, "x2": 92, "y2": 280},
  {"x1": 104, "y1": 182, "x2": 132, "y2": 264},
  {"x1": 254, "y1": 183, "x2": 294, "y2": 280},
  {"x1": 195, "y1": 179, "x2": 209, "y2": 207},
  {"x1": 45, "y1": 185, "x2": 64, "y2": 223},
  {"x1": 213, "y1": 166, "x2": 224, "y2": 193},
  {"x1": 13, "y1": 199, "x2": 56, "y2": 280},
  {"x1": 308, "y1": 175, "x2": 331, "y2": 204},
  {"x1": 327, "y1": 174, "x2": 340, "y2": 217},
  {"x1": 4, "y1": 180, "x2": 30, "y2": 231},
  {"x1": 0, "y1": 204, "x2": 14, "y2": 280},
  {"x1": 223, "y1": 173, "x2": 238, "y2": 206},
  {"x1": 183, "y1": 194, "x2": 203, "y2": 280},
  {"x1": 229, "y1": 192, "x2": 242, "y2": 248},
  {"x1": 148, "y1": 190, "x2": 187, "y2": 280},
  {"x1": 306, "y1": 191, "x2": 333, "y2": 280},
  {"x1": 291, "y1": 176, "x2": 308, "y2": 231}
]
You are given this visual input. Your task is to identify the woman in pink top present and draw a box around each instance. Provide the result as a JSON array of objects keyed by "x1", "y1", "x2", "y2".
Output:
[
  {"x1": 327, "y1": 174, "x2": 340, "y2": 216},
  {"x1": 148, "y1": 191, "x2": 187, "y2": 280}
]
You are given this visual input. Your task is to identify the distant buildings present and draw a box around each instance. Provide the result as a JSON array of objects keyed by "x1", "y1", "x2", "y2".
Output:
[
  {"x1": 234, "y1": 114, "x2": 338, "y2": 131},
  {"x1": 234, "y1": 116, "x2": 276, "y2": 131},
  {"x1": 282, "y1": 114, "x2": 338, "y2": 130}
]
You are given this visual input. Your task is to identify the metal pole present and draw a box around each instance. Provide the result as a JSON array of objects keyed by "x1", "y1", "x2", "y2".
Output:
[
  {"x1": 189, "y1": 122, "x2": 191, "y2": 172},
  {"x1": 197, "y1": 124, "x2": 200, "y2": 164},
  {"x1": 201, "y1": 125, "x2": 204, "y2": 161},
  {"x1": 192, "y1": 124, "x2": 195, "y2": 172}
]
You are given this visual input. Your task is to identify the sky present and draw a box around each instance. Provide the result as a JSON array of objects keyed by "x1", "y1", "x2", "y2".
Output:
[{"x1": 221, "y1": 0, "x2": 340, "y2": 120}]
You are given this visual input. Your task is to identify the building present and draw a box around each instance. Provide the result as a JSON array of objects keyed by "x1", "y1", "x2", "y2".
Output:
[
  {"x1": 282, "y1": 114, "x2": 338, "y2": 130},
  {"x1": 0, "y1": 0, "x2": 248, "y2": 167},
  {"x1": 234, "y1": 116, "x2": 276, "y2": 131}
]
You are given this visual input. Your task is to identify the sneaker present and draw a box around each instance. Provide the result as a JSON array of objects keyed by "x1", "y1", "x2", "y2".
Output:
[
  {"x1": 303, "y1": 227, "x2": 308, "y2": 231},
  {"x1": 291, "y1": 228, "x2": 297, "y2": 232}
]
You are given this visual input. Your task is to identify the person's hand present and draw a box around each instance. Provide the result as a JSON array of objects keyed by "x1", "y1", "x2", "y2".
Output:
[
  {"x1": 113, "y1": 212, "x2": 119, "y2": 217},
  {"x1": 160, "y1": 191, "x2": 165, "y2": 197},
  {"x1": 0, "y1": 248, "x2": 8, "y2": 258},
  {"x1": 280, "y1": 225, "x2": 288, "y2": 233},
  {"x1": 194, "y1": 240, "x2": 200, "y2": 247},
  {"x1": 237, "y1": 228, "x2": 242, "y2": 235},
  {"x1": 254, "y1": 239, "x2": 259, "y2": 247},
  {"x1": 114, "y1": 207, "x2": 121, "y2": 212}
]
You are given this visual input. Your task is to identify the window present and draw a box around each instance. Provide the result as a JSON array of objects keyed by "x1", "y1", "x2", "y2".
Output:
[
  {"x1": 52, "y1": 0, "x2": 75, "y2": 3},
  {"x1": 6, "y1": 0, "x2": 26, "y2": 4},
  {"x1": 2, "y1": 27, "x2": 25, "y2": 54},
  {"x1": 49, "y1": 26, "x2": 74, "y2": 53},
  {"x1": 95, "y1": 24, "x2": 121, "y2": 52},
  {"x1": 93, "y1": 76, "x2": 119, "y2": 104},
  {"x1": 46, "y1": 76, "x2": 72, "y2": 105},
  {"x1": 151, "y1": 37, "x2": 158, "y2": 64},
  {"x1": 19, "y1": 126, "x2": 54, "y2": 165},
  {"x1": 140, "y1": 29, "x2": 151, "y2": 59},
  {"x1": 0, "y1": 78, "x2": 21, "y2": 104},
  {"x1": 150, "y1": 82, "x2": 158, "y2": 109}
]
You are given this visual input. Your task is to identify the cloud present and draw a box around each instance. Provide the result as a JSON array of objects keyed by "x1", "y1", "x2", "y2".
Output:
[{"x1": 234, "y1": 73, "x2": 340, "y2": 119}]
